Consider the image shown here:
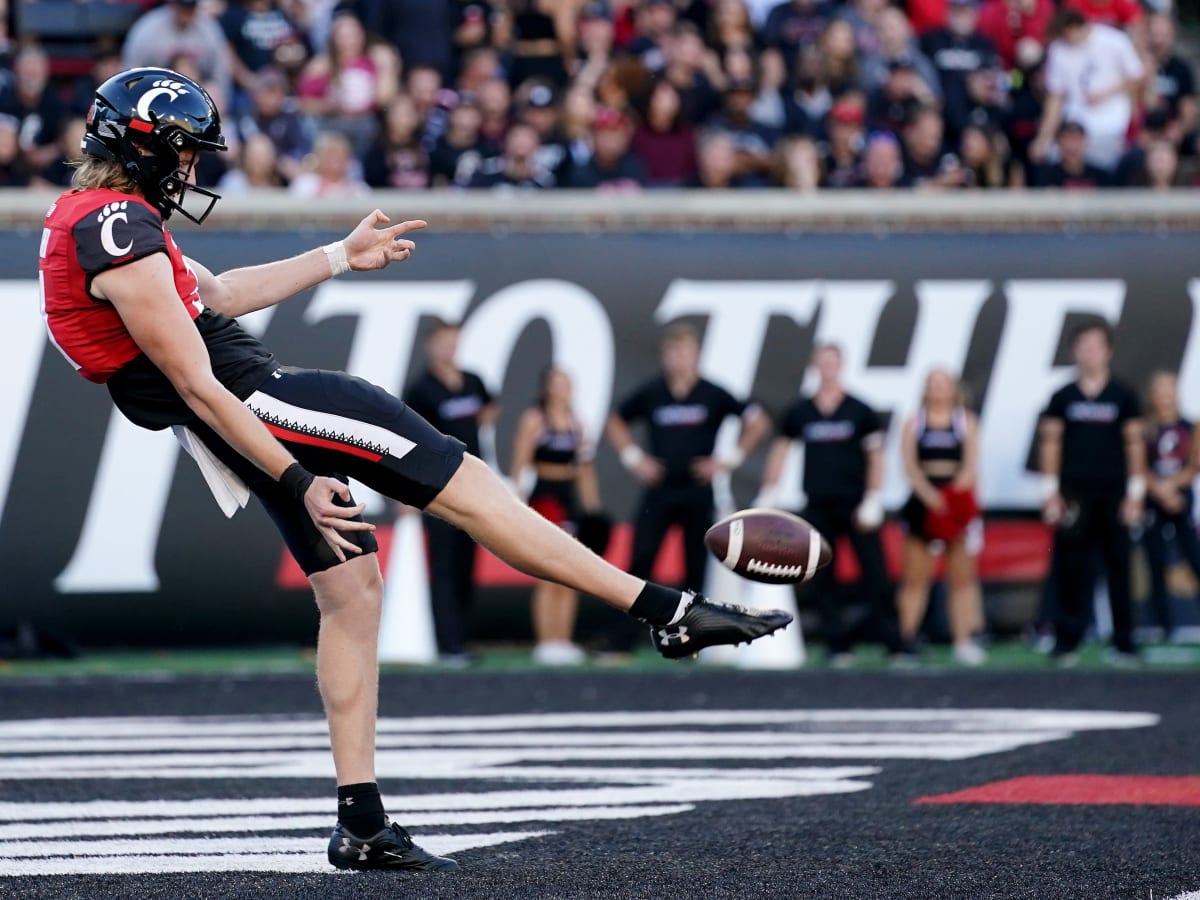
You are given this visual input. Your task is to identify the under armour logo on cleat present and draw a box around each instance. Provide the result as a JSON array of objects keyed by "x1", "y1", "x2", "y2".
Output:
[
  {"x1": 656, "y1": 626, "x2": 689, "y2": 647},
  {"x1": 340, "y1": 837, "x2": 371, "y2": 861}
]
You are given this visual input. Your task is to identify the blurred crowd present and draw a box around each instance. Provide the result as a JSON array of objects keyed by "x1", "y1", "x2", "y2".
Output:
[{"x1": 0, "y1": 0, "x2": 1197, "y2": 192}]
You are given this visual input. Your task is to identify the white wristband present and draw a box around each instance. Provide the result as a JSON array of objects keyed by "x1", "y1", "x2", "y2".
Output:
[
  {"x1": 1126, "y1": 475, "x2": 1146, "y2": 502},
  {"x1": 1039, "y1": 475, "x2": 1060, "y2": 503},
  {"x1": 322, "y1": 241, "x2": 350, "y2": 277},
  {"x1": 718, "y1": 447, "x2": 746, "y2": 470},
  {"x1": 620, "y1": 445, "x2": 646, "y2": 471},
  {"x1": 856, "y1": 491, "x2": 884, "y2": 529}
]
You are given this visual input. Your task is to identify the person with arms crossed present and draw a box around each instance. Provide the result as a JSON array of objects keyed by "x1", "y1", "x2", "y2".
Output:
[
  {"x1": 605, "y1": 323, "x2": 771, "y2": 654},
  {"x1": 1039, "y1": 319, "x2": 1145, "y2": 664},
  {"x1": 1141, "y1": 371, "x2": 1200, "y2": 644},
  {"x1": 39, "y1": 67, "x2": 791, "y2": 873},
  {"x1": 896, "y1": 369, "x2": 988, "y2": 666},
  {"x1": 403, "y1": 319, "x2": 497, "y2": 665},
  {"x1": 759, "y1": 344, "x2": 911, "y2": 665},
  {"x1": 510, "y1": 367, "x2": 605, "y2": 665}
]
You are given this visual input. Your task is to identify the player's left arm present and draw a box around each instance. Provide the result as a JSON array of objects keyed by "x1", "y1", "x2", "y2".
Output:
[
  {"x1": 1122, "y1": 415, "x2": 1148, "y2": 525},
  {"x1": 953, "y1": 412, "x2": 980, "y2": 492},
  {"x1": 192, "y1": 210, "x2": 425, "y2": 317}
]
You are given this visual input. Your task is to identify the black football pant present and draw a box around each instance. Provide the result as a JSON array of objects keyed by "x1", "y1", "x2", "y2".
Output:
[
  {"x1": 1142, "y1": 499, "x2": 1200, "y2": 636},
  {"x1": 424, "y1": 515, "x2": 477, "y2": 656},
  {"x1": 601, "y1": 483, "x2": 714, "y2": 652},
  {"x1": 1052, "y1": 493, "x2": 1135, "y2": 654},
  {"x1": 803, "y1": 498, "x2": 903, "y2": 654}
]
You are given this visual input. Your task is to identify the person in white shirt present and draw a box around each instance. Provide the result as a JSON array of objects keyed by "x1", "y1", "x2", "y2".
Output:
[{"x1": 1031, "y1": 8, "x2": 1144, "y2": 171}]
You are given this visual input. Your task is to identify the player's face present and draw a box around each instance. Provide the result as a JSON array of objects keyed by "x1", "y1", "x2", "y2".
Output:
[
  {"x1": 813, "y1": 347, "x2": 841, "y2": 382},
  {"x1": 426, "y1": 328, "x2": 459, "y2": 366},
  {"x1": 1073, "y1": 329, "x2": 1111, "y2": 373}
]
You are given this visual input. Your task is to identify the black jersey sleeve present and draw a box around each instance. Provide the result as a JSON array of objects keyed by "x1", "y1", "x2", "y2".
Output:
[
  {"x1": 1043, "y1": 385, "x2": 1069, "y2": 421},
  {"x1": 1117, "y1": 382, "x2": 1141, "y2": 422},
  {"x1": 72, "y1": 200, "x2": 167, "y2": 278},
  {"x1": 712, "y1": 384, "x2": 749, "y2": 420},
  {"x1": 617, "y1": 383, "x2": 651, "y2": 423},
  {"x1": 467, "y1": 372, "x2": 494, "y2": 407}
]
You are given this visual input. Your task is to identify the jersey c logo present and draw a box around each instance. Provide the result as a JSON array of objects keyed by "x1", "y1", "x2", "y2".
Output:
[
  {"x1": 135, "y1": 80, "x2": 190, "y2": 121},
  {"x1": 97, "y1": 203, "x2": 132, "y2": 257}
]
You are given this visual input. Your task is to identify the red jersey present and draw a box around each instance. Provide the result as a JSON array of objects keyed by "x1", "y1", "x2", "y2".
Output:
[{"x1": 39, "y1": 188, "x2": 202, "y2": 384}]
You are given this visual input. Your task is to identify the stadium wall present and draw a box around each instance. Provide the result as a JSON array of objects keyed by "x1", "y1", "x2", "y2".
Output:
[{"x1": 1, "y1": 191, "x2": 1198, "y2": 647}]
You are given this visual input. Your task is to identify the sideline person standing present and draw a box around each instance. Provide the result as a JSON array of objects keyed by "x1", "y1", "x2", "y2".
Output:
[
  {"x1": 511, "y1": 367, "x2": 605, "y2": 665},
  {"x1": 403, "y1": 319, "x2": 497, "y2": 664},
  {"x1": 40, "y1": 66, "x2": 792, "y2": 873},
  {"x1": 896, "y1": 369, "x2": 987, "y2": 666},
  {"x1": 759, "y1": 344, "x2": 910, "y2": 664},
  {"x1": 1039, "y1": 319, "x2": 1145, "y2": 663},
  {"x1": 605, "y1": 323, "x2": 770, "y2": 653}
]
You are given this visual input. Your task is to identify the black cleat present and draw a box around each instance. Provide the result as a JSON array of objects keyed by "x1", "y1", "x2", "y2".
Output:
[
  {"x1": 650, "y1": 592, "x2": 793, "y2": 660},
  {"x1": 328, "y1": 820, "x2": 460, "y2": 872}
]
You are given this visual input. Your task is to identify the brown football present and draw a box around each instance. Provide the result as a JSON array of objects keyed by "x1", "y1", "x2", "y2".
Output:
[{"x1": 704, "y1": 508, "x2": 833, "y2": 585}]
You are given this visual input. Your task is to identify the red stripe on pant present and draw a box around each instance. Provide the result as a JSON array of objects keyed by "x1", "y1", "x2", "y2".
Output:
[{"x1": 262, "y1": 423, "x2": 385, "y2": 462}]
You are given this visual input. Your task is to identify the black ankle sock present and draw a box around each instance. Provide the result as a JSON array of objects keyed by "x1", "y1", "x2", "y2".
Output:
[
  {"x1": 337, "y1": 782, "x2": 387, "y2": 836},
  {"x1": 629, "y1": 583, "x2": 689, "y2": 626}
]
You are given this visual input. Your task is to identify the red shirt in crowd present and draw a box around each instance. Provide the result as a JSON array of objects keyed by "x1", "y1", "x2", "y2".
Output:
[{"x1": 977, "y1": 0, "x2": 1054, "y2": 68}]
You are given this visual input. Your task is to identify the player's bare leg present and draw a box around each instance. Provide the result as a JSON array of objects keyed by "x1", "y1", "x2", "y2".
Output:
[
  {"x1": 897, "y1": 537, "x2": 934, "y2": 642},
  {"x1": 309, "y1": 554, "x2": 383, "y2": 786},
  {"x1": 427, "y1": 455, "x2": 792, "y2": 658}
]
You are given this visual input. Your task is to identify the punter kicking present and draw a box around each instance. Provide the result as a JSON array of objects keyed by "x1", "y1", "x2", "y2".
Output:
[{"x1": 38, "y1": 67, "x2": 790, "y2": 872}]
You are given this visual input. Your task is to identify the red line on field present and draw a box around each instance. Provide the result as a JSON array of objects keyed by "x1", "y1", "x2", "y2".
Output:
[{"x1": 916, "y1": 775, "x2": 1200, "y2": 806}]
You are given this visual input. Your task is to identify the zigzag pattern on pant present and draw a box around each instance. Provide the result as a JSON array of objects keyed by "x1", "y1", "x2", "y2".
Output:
[{"x1": 251, "y1": 407, "x2": 389, "y2": 456}]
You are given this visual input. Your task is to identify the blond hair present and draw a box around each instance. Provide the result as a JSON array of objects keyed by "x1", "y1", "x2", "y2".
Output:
[{"x1": 70, "y1": 157, "x2": 137, "y2": 194}]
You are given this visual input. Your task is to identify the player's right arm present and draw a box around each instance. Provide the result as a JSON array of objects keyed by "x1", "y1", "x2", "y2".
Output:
[
  {"x1": 93, "y1": 253, "x2": 371, "y2": 561},
  {"x1": 1038, "y1": 412, "x2": 1065, "y2": 524}
]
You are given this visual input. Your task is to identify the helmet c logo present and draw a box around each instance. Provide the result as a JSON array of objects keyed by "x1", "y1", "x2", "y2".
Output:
[
  {"x1": 100, "y1": 209, "x2": 132, "y2": 257},
  {"x1": 135, "y1": 80, "x2": 190, "y2": 122}
]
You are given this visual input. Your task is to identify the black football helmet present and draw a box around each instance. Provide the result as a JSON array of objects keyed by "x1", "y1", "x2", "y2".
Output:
[{"x1": 83, "y1": 67, "x2": 227, "y2": 224}]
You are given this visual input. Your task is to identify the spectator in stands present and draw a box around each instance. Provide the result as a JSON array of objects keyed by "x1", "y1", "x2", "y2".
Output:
[
  {"x1": 510, "y1": 367, "x2": 602, "y2": 666},
  {"x1": 862, "y1": 8, "x2": 941, "y2": 100},
  {"x1": 901, "y1": 104, "x2": 965, "y2": 187},
  {"x1": 1004, "y1": 35, "x2": 1047, "y2": 178},
  {"x1": 661, "y1": 22, "x2": 723, "y2": 124},
  {"x1": 351, "y1": 0, "x2": 459, "y2": 82},
  {"x1": 1065, "y1": 0, "x2": 1141, "y2": 32},
  {"x1": 68, "y1": 53, "x2": 126, "y2": 118},
  {"x1": 575, "y1": 0, "x2": 616, "y2": 88},
  {"x1": 288, "y1": 130, "x2": 370, "y2": 197},
  {"x1": 774, "y1": 133, "x2": 822, "y2": 188},
  {"x1": 122, "y1": 0, "x2": 234, "y2": 100},
  {"x1": 218, "y1": 131, "x2": 286, "y2": 190},
  {"x1": 560, "y1": 84, "x2": 599, "y2": 163},
  {"x1": 363, "y1": 95, "x2": 431, "y2": 189},
  {"x1": 0, "y1": 45, "x2": 65, "y2": 170},
  {"x1": 220, "y1": 0, "x2": 309, "y2": 103},
  {"x1": 33, "y1": 116, "x2": 86, "y2": 188},
  {"x1": 977, "y1": 0, "x2": 1052, "y2": 70},
  {"x1": 762, "y1": 0, "x2": 831, "y2": 75},
  {"x1": 710, "y1": 0, "x2": 762, "y2": 62},
  {"x1": 406, "y1": 65, "x2": 445, "y2": 124},
  {"x1": 921, "y1": 0, "x2": 998, "y2": 145},
  {"x1": 781, "y1": 46, "x2": 835, "y2": 136},
  {"x1": 858, "y1": 129, "x2": 904, "y2": 186},
  {"x1": 236, "y1": 67, "x2": 313, "y2": 182},
  {"x1": 0, "y1": 113, "x2": 30, "y2": 188},
  {"x1": 296, "y1": 11, "x2": 398, "y2": 156},
  {"x1": 1141, "y1": 371, "x2": 1200, "y2": 644},
  {"x1": 628, "y1": 0, "x2": 677, "y2": 71},
  {"x1": 430, "y1": 94, "x2": 487, "y2": 186},
  {"x1": 495, "y1": 0, "x2": 579, "y2": 88},
  {"x1": 819, "y1": 19, "x2": 863, "y2": 99},
  {"x1": 1031, "y1": 9, "x2": 1143, "y2": 173},
  {"x1": 458, "y1": 47, "x2": 504, "y2": 95},
  {"x1": 836, "y1": 0, "x2": 885, "y2": 60},
  {"x1": 691, "y1": 128, "x2": 752, "y2": 186},
  {"x1": 467, "y1": 122, "x2": 555, "y2": 188},
  {"x1": 515, "y1": 80, "x2": 572, "y2": 186},
  {"x1": 959, "y1": 120, "x2": 1008, "y2": 186},
  {"x1": 568, "y1": 106, "x2": 647, "y2": 189},
  {"x1": 897, "y1": 368, "x2": 987, "y2": 666},
  {"x1": 1139, "y1": 137, "x2": 1181, "y2": 190},
  {"x1": 477, "y1": 77, "x2": 513, "y2": 148},
  {"x1": 868, "y1": 56, "x2": 936, "y2": 134},
  {"x1": 1144, "y1": 13, "x2": 1196, "y2": 149},
  {"x1": 821, "y1": 95, "x2": 866, "y2": 186},
  {"x1": 1032, "y1": 119, "x2": 1109, "y2": 187},
  {"x1": 454, "y1": 1, "x2": 495, "y2": 69},
  {"x1": 632, "y1": 78, "x2": 698, "y2": 186},
  {"x1": 709, "y1": 77, "x2": 779, "y2": 181},
  {"x1": 1114, "y1": 108, "x2": 1169, "y2": 185}
]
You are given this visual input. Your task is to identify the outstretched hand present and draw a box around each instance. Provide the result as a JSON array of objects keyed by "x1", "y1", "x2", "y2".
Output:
[
  {"x1": 303, "y1": 475, "x2": 376, "y2": 563},
  {"x1": 344, "y1": 210, "x2": 427, "y2": 272}
]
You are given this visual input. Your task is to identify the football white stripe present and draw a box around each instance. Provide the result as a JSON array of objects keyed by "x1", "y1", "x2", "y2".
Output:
[
  {"x1": 802, "y1": 534, "x2": 821, "y2": 583},
  {"x1": 724, "y1": 518, "x2": 744, "y2": 568},
  {"x1": 245, "y1": 390, "x2": 416, "y2": 460}
]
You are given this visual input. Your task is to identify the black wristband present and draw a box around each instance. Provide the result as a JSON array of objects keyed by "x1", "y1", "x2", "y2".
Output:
[{"x1": 279, "y1": 462, "x2": 314, "y2": 502}]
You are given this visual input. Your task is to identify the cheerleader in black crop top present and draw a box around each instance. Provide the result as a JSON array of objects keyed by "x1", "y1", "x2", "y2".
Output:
[
  {"x1": 510, "y1": 368, "x2": 604, "y2": 665},
  {"x1": 896, "y1": 369, "x2": 987, "y2": 666}
]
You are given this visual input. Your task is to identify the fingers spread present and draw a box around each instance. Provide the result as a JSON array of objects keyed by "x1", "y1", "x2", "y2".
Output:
[
  {"x1": 372, "y1": 209, "x2": 390, "y2": 225},
  {"x1": 387, "y1": 219, "x2": 427, "y2": 235}
]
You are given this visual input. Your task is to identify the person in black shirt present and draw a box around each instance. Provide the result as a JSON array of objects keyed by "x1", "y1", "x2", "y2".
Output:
[
  {"x1": 403, "y1": 320, "x2": 498, "y2": 663},
  {"x1": 1040, "y1": 320, "x2": 1146, "y2": 662},
  {"x1": 1140, "y1": 371, "x2": 1200, "y2": 643},
  {"x1": 1146, "y1": 13, "x2": 1196, "y2": 147},
  {"x1": 1032, "y1": 121, "x2": 1109, "y2": 189},
  {"x1": 606, "y1": 323, "x2": 770, "y2": 652},
  {"x1": 759, "y1": 344, "x2": 907, "y2": 663},
  {"x1": 920, "y1": 0, "x2": 998, "y2": 147}
]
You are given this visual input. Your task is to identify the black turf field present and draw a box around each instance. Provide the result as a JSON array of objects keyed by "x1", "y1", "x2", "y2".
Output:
[{"x1": 1, "y1": 668, "x2": 1198, "y2": 900}]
